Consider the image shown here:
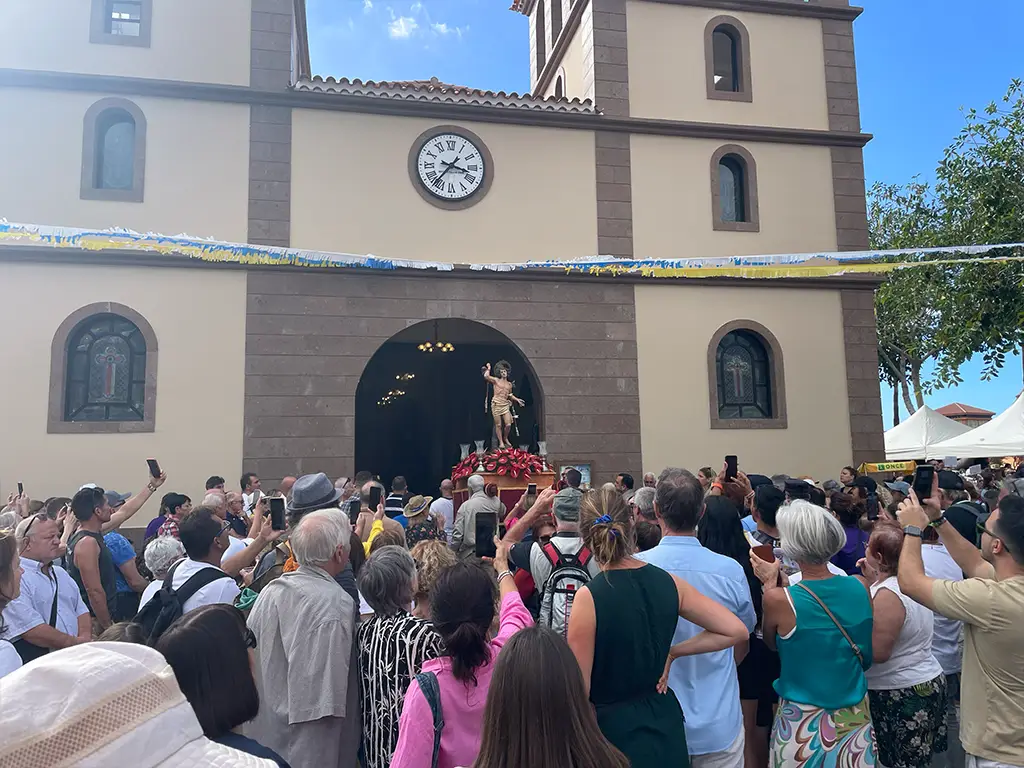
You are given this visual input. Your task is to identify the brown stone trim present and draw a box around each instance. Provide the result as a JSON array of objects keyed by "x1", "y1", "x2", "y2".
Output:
[
  {"x1": 243, "y1": 272, "x2": 641, "y2": 488},
  {"x1": 707, "y1": 319, "x2": 787, "y2": 430},
  {"x1": 710, "y1": 144, "x2": 759, "y2": 233},
  {"x1": 0, "y1": 246, "x2": 885, "y2": 290},
  {"x1": 822, "y1": 18, "x2": 870, "y2": 251},
  {"x1": 588, "y1": 0, "x2": 630, "y2": 118},
  {"x1": 47, "y1": 302, "x2": 158, "y2": 434},
  {"x1": 1, "y1": 68, "x2": 872, "y2": 147},
  {"x1": 645, "y1": 0, "x2": 862, "y2": 21},
  {"x1": 535, "y1": 0, "x2": 590, "y2": 96},
  {"x1": 90, "y1": 0, "x2": 152, "y2": 48},
  {"x1": 596, "y1": 130, "x2": 633, "y2": 257},
  {"x1": 249, "y1": 0, "x2": 294, "y2": 247},
  {"x1": 80, "y1": 97, "x2": 147, "y2": 203},
  {"x1": 292, "y1": 0, "x2": 312, "y2": 82},
  {"x1": 406, "y1": 125, "x2": 495, "y2": 211},
  {"x1": 840, "y1": 288, "x2": 883, "y2": 467},
  {"x1": 704, "y1": 16, "x2": 753, "y2": 103}
]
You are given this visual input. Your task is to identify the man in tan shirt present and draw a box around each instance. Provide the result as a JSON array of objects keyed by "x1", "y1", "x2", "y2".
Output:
[{"x1": 898, "y1": 475, "x2": 1024, "y2": 768}]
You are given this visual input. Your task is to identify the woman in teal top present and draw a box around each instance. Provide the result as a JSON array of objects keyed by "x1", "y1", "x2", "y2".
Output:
[
  {"x1": 751, "y1": 500, "x2": 876, "y2": 768},
  {"x1": 567, "y1": 487, "x2": 749, "y2": 768}
]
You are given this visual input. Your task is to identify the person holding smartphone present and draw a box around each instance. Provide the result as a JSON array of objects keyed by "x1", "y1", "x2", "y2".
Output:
[{"x1": 450, "y1": 476, "x2": 506, "y2": 561}]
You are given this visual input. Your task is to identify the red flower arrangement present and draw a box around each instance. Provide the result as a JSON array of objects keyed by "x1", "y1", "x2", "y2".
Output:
[{"x1": 451, "y1": 447, "x2": 544, "y2": 481}]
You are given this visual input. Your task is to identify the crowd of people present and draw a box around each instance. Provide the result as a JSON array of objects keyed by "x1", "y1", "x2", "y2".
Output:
[{"x1": 0, "y1": 456, "x2": 1022, "y2": 768}]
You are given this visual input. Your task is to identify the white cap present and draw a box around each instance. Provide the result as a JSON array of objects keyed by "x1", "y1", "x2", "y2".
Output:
[
  {"x1": 0, "y1": 642, "x2": 276, "y2": 767},
  {"x1": 78, "y1": 483, "x2": 99, "y2": 491}
]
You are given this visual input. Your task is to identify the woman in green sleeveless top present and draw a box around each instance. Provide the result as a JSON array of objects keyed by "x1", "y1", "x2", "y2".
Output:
[
  {"x1": 751, "y1": 499, "x2": 876, "y2": 768},
  {"x1": 567, "y1": 487, "x2": 749, "y2": 768}
]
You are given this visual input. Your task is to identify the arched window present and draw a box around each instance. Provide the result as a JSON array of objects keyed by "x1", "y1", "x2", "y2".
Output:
[
  {"x1": 554, "y1": 72, "x2": 565, "y2": 99},
  {"x1": 704, "y1": 16, "x2": 751, "y2": 102},
  {"x1": 65, "y1": 314, "x2": 147, "y2": 421},
  {"x1": 550, "y1": 0, "x2": 563, "y2": 45},
  {"x1": 710, "y1": 144, "x2": 759, "y2": 232},
  {"x1": 708, "y1": 321, "x2": 786, "y2": 429},
  {"x1": 48, "y1": 303, "x2": 158, "y2": 433},
  {"x1": 95, "y1": 109, "x2": 136, "y2": 190},
  {"x1": 81, "y1": 98, "x2": 147, "y2": 202}
]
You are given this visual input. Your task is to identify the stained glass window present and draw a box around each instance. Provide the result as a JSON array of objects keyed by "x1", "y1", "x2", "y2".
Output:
[
  {"x1": 65, "y1": 314, "x2": 146, "y2": 421},
  {"x1": 716, "y1": 330, "x2": 772, "y2": 419},
  {"x1": 95, "y1": 109, "x2": 135, "y2": 190},
  {"x1": 719, "y1": 156, "x2": 746, "y2": 223}
]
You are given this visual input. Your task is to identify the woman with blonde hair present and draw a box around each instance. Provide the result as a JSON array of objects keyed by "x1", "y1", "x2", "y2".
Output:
[
  {"x1": 410, "y1": 539, "x2": 457, "y2": 620},
  {"x1": 566, "y1": 488, "x2": 748, "y2": 767},
  {"x1": 0, "y1": 531, "x2": 25, "y2": 678}
]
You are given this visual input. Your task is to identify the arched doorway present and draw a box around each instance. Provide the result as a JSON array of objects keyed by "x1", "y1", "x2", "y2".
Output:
[{"x1": 355, "y1": 319, "x2": 544, "y2": 495}]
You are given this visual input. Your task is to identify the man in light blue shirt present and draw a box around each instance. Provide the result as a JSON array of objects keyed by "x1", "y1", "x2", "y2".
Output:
[{"x1": 636, "y1": 469, "x2": 756, "y2": 768}]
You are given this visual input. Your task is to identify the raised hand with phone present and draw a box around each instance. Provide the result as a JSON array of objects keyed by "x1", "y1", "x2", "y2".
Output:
[{"x1": 100, "y1": 459, "x2": 167, "y2": 533}]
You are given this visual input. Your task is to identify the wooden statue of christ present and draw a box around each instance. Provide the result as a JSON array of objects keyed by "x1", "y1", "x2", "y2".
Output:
[{"x1": 482, "y1": 361, "x2": 525, "y2": 450}]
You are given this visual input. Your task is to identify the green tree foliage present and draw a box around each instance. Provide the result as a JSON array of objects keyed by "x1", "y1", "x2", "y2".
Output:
[{"x1": 869, "y1": 80, "x2": 1024, "y2": 422}]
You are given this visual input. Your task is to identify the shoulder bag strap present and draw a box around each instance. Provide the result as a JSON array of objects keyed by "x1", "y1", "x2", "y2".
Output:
[
  {"x1": 415, "y1": 671, "x2": 444, "y2": 768},
  {"x1": 795, "y1": 582, "x2": 865, "y2": 667},
  {"x1": 174, "y1": 568, "x2": 234, "y2": 605}
]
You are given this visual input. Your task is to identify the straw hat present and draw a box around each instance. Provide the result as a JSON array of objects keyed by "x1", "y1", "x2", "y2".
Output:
[
  {"x1": 404, "y1": 495, "x2": 434, "y2": 519},
  {"x1": 0, "y1": 642, "x2": 276, "y2": 767}
]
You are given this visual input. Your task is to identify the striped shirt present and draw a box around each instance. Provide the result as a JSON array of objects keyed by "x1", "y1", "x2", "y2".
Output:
[{"x1": 357, "y1": 612, "x2": 444, "y2": 768}]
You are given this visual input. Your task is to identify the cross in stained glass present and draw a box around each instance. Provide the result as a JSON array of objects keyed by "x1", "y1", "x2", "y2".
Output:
[
  {"x1": 725, "y1": 355, "x2": 750, "y2": 399},
  {"x1": 94, "y1": 345, "x2": 127, "y2": 401}
]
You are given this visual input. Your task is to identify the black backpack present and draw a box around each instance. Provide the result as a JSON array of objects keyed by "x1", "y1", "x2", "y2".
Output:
[{"x1": 133, "y1": 559, "x2": 233, "y2": 643}]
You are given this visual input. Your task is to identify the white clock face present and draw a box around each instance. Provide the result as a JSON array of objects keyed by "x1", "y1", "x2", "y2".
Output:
[{"x1": 416, "y1": 133, "x2": 486, "y2": 201}]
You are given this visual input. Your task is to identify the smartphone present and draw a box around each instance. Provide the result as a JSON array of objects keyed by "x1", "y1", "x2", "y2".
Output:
[
  {"x1": 524, "y1": 482, "x2": 538, "y2": 510},
  {"x1": 475, "y1": 511, "x2": 498, "y2": 559},
  {"x1": 347, "y1": 498, "x2": 361, "y2": 524},
  {"x1": 146, "y1": 458, "x2": 161, "y2": 479},
  {"x1": 752, "y1": 544, "x2": 775, "y2": 563},
  {"x1": 912, "y1": 466, "x2": 935, "y2": 501},
  {"x1": 725, "y1": 455, "x2": 738, "y2": 481},
  {"x1": 269, "y1": 497, "x2": 286, "y2": 531},
  {"x1": 367, "y1": 485, "x2": 383, "y2": 513},
  {"x1": 17, "y1": 482, "x2": 23, "y2": 496}
]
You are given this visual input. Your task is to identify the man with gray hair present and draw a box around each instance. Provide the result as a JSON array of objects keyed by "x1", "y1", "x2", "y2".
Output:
[
  {"x1": 246, "y1": 509, "x2": 360, "y2": 768},
  {"x1": 631, "y1": 486, "x2": 656, "y2": 522},
  {"x1": 450, "y1": 474, "x2": 505, "y2": 560},
  {"x1": 643, "y1": 472, "x2": 657, "y2": 488}
]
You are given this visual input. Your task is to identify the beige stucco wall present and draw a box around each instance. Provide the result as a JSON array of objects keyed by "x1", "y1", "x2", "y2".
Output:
[
  {"x1": 626, "y1": 1, "x2": 829, "y2": 129},
  {"x1": 0, "y1": 263, "x2": 247, "y2": 525},
  {"x1": 631, "y1": 136, "x2": 838, "y2": 258},
  {"x1": 634, "y1": 283, "x2": 852, "y2": 479},
  {"x1": 0, "y1": 0, "x2": 252, "y2": 86},
  {"x1": 0, "y1": 89, "x2": 250, "y2": 243},
  {"x1": 291, "y1": 111, "x2": 599, "y2": 264},
  {"x1": 542, "y1": 12, "x2": 586, "y2": 101}
]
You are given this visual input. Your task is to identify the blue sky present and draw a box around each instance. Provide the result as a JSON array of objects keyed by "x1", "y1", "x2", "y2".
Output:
[{"x1": 305, "y1": 0, "x2": 1024, "y2": 426}]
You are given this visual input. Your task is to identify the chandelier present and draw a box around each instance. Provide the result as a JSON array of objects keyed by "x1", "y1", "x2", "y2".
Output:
[
  {"x1": 417, "y1": 320, "x2": 455, "y2": 353},
  {"x1": 395, "y1": 373, "x2": 416, "y2": 381},
  {"x1": 377, "y1": 389, "x2": 406, "y2": 407}
]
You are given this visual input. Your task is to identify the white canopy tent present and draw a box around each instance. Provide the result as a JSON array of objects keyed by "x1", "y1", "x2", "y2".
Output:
[
  {"x1": 884, "y1": 405, "x2": 971, "y2": 461},
  {"x1": 930, "y1": 392, "x2": 1024, "y2": 459}
]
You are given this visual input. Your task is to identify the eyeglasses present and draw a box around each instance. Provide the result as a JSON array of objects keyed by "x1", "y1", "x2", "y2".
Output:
[
  {"x1": 976, "y1": 520, "x2": 1001, "y2": 541},
  {"x1": 218, "y1": 521, "x2": 232, "y2": 536},
  {"x1": 244, "y1": 627, "x2": 257, "y2": 650}
]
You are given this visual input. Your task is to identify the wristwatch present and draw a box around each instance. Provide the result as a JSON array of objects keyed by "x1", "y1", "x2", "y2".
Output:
[{"x1": 902, "y1": 525, "x2": 923, "y2": 538}]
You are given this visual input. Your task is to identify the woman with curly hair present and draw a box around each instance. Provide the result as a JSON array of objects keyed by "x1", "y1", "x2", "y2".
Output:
[
  {"x1": 410, "y1": 539, "x2": 457, "y2": 620},
  {"x1": 566, "y1": 488, "x2": 747, "y2": 768}
]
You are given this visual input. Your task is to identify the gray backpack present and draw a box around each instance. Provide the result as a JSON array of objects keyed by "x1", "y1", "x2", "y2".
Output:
[{"x1": 538, "y1": 541, "x2": 593, "y2": 637}]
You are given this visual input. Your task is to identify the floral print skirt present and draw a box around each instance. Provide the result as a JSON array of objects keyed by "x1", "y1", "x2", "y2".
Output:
[
  {"x1": 868, "y1": 674, "x2": 947, "y2": 768},
  {"x1": 771, "y1": 695, "x2": 876, "y2": 767}
]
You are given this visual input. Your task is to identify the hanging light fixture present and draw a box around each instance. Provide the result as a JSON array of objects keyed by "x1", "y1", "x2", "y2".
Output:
[
  {"x1": 417, "y1": 320, "x2": 455, "y2": 353},
  {"x1": 395, "y1": 373, "x2": 416, "y2": 381},
  {"x1": 377, "y1": 389, "x2": 407, "y2": 407}
]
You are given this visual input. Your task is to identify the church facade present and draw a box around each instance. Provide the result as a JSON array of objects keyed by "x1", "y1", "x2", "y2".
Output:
[{"x1": 0, "y1": 0, "x2": 883, "y2": 501}]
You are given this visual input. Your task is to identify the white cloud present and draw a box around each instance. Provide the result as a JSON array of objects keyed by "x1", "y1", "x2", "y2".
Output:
[
  {"x1": 430, "y1": 21, "x2": 466, "y2": 38},
  {"x1": 363, "y1": 0, "x2": 373, "y2": 11},
  {"x1": 388, "y1": 15, "x2": 418, "y2": 38}
]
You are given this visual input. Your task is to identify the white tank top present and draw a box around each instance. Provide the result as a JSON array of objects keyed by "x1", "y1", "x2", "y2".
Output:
[{"x1": 866, "y1": 576, "x2": 944, "y2": 690}]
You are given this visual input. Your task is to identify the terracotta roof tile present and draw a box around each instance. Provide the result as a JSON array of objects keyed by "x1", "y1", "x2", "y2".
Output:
[
  {"x1": 294, "y1": 75, "x2": 594, "y2": 113},
  {"x1": 936, "y1": 402, "x2": 996, "y2": 418}
]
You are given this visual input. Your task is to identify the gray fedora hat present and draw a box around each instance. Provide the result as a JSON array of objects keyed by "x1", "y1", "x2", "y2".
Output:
[{"x1": 288, "y1": 472, "x2": 344, "y2": 513}]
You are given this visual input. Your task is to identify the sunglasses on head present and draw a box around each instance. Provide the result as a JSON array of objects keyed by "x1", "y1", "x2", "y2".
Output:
[{"x1": 20, "y1": 512, "x2": 50, "y2": 541}]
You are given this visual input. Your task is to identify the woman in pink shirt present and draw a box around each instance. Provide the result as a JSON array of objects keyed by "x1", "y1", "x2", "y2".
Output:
[{"x1": 391, "y1": 540, "x2": 533, "y2": 768}]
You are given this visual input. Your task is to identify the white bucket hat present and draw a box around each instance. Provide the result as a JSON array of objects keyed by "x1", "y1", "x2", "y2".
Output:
[{"x1": 0, "y1": 642, "x2": 276, "y2": 768}]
